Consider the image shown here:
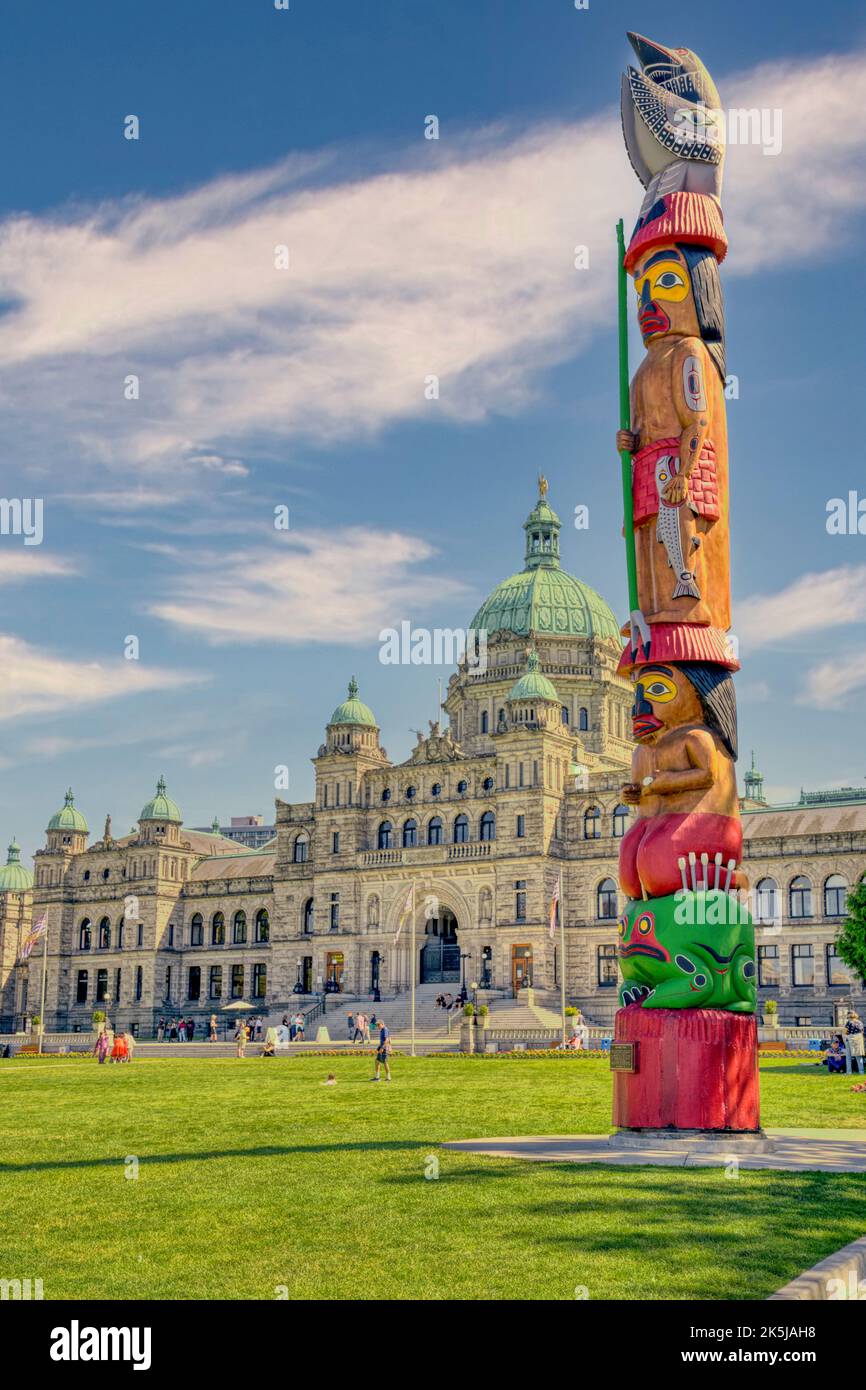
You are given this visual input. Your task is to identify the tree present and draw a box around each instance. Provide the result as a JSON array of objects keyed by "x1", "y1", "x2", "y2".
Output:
[{"x1": 835, "y1": 880, "x2": 866, "y2": 983}]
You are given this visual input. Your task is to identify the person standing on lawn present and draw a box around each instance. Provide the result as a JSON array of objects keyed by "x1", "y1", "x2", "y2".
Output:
[
  {"x1": 372, "y1": 1020, "x2": 392, "y2": 1082},
  {"x1": 235, "y1": 1020, "x2": 248, "y2": 1058},
  {"x1": 845, "y1": 1011, "x2": 865, "y2": 1075}
]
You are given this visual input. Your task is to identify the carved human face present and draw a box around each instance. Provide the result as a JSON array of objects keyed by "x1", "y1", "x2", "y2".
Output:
[
  {"x1": 631, "y1": 664, "x2": 703, "y2": 742},
  {"x1": 632, "y1": 244, "x2": 700, "y2": 342}
]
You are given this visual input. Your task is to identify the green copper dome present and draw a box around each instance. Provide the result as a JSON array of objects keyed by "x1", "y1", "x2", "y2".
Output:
[
  {"x1": 470, "y1": 482, "x2": 621, "y2": 642},
  {"x1": 47, "y1": 788, "x2": 88, "y2": 834},
  {"x1": 508, "y1": 649, "x2": 560, "y2": 704},
  {"x1": 329, "y1": 678, "x2": 377, "y2": 727},
  {"x1": 0, "y1": 840, "x2": 33, "y2": 893},
  {"x1": 139, "y1": 776, "x2": 182, "y2": 824}
]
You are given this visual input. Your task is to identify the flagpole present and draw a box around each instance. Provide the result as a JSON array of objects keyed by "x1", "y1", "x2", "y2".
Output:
[
  {"x1": 37, "y1": 922, "x2": 48, "y2": 1056},
  {"x1": 410, "y1": 881, "x2": 416, "y2": 1058},
  {"x1": 559, "y1": 867, "x2": 567, "y2": 1047}
]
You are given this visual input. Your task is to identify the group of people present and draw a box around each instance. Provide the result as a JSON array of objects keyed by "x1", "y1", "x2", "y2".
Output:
[
  {"x1": 156, "y1": 1017, "x2": 198, "y2": 1042},
  {"x1": 347, "y1": 1011, "x2": 378, "y2": 1042},
  {"x1": 434, "y1": 992, "x2": 466, "y2": 1010},
  {"x1": 93, "y1": 1026, "x2": 135, "y2": 1064},
  {"x1": 823, "y1": 1011, "x2": 865, "y2": 1077}
]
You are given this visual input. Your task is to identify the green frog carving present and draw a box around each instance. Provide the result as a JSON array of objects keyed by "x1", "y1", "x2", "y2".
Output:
[{"x1": 617, "y1": 890, "x2": 756, "y2": 1012}]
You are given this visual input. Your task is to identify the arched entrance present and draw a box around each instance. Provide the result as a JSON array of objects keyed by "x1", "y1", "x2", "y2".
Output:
[{"x1": 420, "y1": 909, "x2": 460, "y2": 983}]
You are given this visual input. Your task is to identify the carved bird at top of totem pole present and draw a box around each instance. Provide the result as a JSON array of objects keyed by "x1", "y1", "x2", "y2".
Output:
[{"x1": 621, "y1": 31, "x2": 725, "y2": 212}]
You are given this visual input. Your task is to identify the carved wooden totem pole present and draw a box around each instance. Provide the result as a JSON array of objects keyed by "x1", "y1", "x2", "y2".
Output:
[{"x1": 612, "y1": 33, "x2": 760, "y2": 1133}]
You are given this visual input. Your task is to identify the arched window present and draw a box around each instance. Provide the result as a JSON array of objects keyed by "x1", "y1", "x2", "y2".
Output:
[
  {"x1": 457, "y1": 779, "x2": 468, "y2": 795},
  {"x1": 378, "y1": 820, "x2": 393, "y2": 850},
  {"x1": 233, "y1": 910, "x2": 247, "y2": 944},
  {"x1": 405, "y1": 785, "x2": 416, "y2": 801},
  {"x1": 255, "y1": 908, "x2": 270, "y2": 943},
  {"x1": 789, "y1": 875, "x2": 813, "y2": 920},
  {"x1": 292, "y1": 833, "x2": 308, "y2": 864},
  {"x1": 597, "y1": 878, "x2": 618, "y2": 919},
  {"x1": 431, "y1": 783, "x2": 441, "y2": 798},
  {"x1": 402, "y1": 818, "x2": 418, "y2": 848},
  {"x1": 211, "y1": 912, "x2": 225, "y2": 945},
  {"x1": 482, "y1": 776, "x2": 494, "y2": 792},
  {"x1": 98, "y1": 917, "x2": 111, "y2": 950},
  {"x1": 613, "y1": 804, "x2": 629, "y2": 838},
  {"x1": 79, "y1": 918, "x2": 92, "y2": 951},
  {"x1": 190, "y1": 913, "x2": 204, "y2": 946},
  {"x1": 480, "y1": 811, "x2": 496, "y2": 842},
  {"x1": 755, "y1": 878, "x2": 779, "y2": 924},
  {"x1": 117, "y1": 918, "x2": 125, "y2": 949},
  {"x1": 579, "y1": 707, "x2": 588, "y2": 731},
  {"x1": 427, "y1": 816, "x2": 443, "y2": 846},
  {"x1": 303, "y1": 898, "x2": 314, "y2": 934},
  {"x1": 561, "y1": 705, "x2": 569, "y2": 725},
  {"x1": 824, "y1": 874, "x2": 848, "y2": 918},
  {"x1": 454, "y1": 813, "x2": 469, "y2": 844},
  {"x1": 583, "y1": 806, "x2": 601, "y2": 840},
  {"x1": 480, "y1": 710, "x2": 489, "y2": 734}
]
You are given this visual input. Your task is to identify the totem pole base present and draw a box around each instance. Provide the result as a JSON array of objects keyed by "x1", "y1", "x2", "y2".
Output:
[{"x1": 612, "y1": 1005, "x2": 760, "y2": 1133}]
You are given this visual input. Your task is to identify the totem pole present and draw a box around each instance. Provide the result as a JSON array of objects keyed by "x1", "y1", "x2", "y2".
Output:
[{"x1": 611, "y1": 33, "x2": 760, "y2": 1134}]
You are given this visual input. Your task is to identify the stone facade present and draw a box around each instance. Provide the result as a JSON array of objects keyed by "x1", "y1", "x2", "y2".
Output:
[{"x1": 1, "y1": 489, "x2": 864, "y2": 1033}]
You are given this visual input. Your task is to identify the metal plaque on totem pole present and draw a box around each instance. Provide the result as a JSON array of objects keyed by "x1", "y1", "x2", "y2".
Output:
[{"x1": 610, "y1": 1042, "x2": 638, "y2": 1073}]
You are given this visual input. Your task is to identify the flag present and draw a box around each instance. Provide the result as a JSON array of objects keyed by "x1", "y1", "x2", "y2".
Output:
[
  {"x1": 394, "y1": 884, "x2": 414, "y2": 944},
  {"x1": 548, "y1": 881, "x2": 560, "y2": 940},
  {"x1": 20, "y1": 914, "x2": 47, "y2": 960}
]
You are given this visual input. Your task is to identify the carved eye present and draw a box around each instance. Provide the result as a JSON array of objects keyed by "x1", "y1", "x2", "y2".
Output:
[
  {"x1": 617, "y1": 915, "x2": 628, "y2": 938},
  {"x1": 657, "y1": 271, "x2": 683, "y2": 289},
  {"x1": 693, "y1": 974, "x2": 708, "y2": 988},
  {"x1": 637, "y1": 913, "x2": 653, "y2": 936}
]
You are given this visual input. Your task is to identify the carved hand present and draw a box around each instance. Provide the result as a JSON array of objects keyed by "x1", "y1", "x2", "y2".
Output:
[
  {"x1": 620, "y1": 782, "x2": 642, "y2": 805},
  {"x1": 662, "y1": 473, "x2": 689, "y2": 505},
  {"x1": 616, "y1": 429, "x2": 638, "y2": 454}
]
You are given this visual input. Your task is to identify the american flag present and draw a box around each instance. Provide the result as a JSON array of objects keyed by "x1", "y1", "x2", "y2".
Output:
[
  {"x1": 549, "y1": 881, "x2": 560, "y2": 940},
  {"x1": 20, "y1": 914, "x2": 47, "y2": 960}
]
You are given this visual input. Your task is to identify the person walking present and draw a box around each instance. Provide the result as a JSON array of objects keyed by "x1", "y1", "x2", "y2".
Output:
[
  {"x1": 123, "y1": 1030, "x2": 136, "y2": 1063},
  {"x1": 372, "y1": 1019, "x2": 392, "y2": 1082},
  {"x1": 347, "y1": 1012, "x2": 355, "y2": 1040},
  {"x1": 353, "y1": 1011, "x2": 365, "y2": 1044},
  {"x1": 110, "y1": 1031, "x2": 128, "y2": 1063},
  {"x1": 209, "y1": 1013, "x2": 218, "y2": 1042},
  {"x1": 235, "y1": 1020, "x2": 248, "y2": 1058},
  {"x1": 156, "y1": 1016, "x2": 166, "y2": 1042},
  {"x1": 295, "y1": 1012, "x2": 305, "y2": 1041},
  {"x1": 845, "y1": 1011, "x2": 865, "y2": 1075},
  {"x1": 93, "y1": 1028, "x2": 111, "y2": 1065},
  {"x1": 363, "y1": 1014, "x2": 372, "y2": 1042}
]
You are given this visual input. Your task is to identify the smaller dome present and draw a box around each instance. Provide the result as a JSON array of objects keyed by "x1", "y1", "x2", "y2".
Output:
[
  {"x1": 329, "y1": 677, "x2": 377, "y2": 728},
  {"x1": 508, "y1": 649, "x2": 560, "y2": 704},
  {"x1": 47, "y1": 788, "x2": 88, "y2": 834},
  {"x1": 0, "y1": 839, "x2": 33, "y2": 893},
  {"x1": 139, "y1": 776, "x2": 183, "y2": 824}
]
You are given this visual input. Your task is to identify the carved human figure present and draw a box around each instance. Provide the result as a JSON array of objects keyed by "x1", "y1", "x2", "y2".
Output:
[
  {"x1": 618, "y1": 661, "x2": 744, "y2": 899},
  {"x1": 615, "y1": 240, "x2": 729, "y2": 631}
]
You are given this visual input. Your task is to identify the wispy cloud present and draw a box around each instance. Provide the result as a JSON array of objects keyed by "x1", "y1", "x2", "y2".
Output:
[
  {"x1": 0, "y1": 50, "x2": 861, "y2": 495},
  {"x1": 735, "y1": 565, "x2": 866, "y2": 648},
  {"x1": 148, "y1": 527, "x2": 468, "y2": 645},
  {"x1": 0, "y1": 553, "x2": 78, "y2": 583},
  {"x1": 0, "y1": 635, "x2": 206, "y2": 722}
]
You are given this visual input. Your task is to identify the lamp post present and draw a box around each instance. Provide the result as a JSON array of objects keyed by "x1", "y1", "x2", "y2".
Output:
[
  {"x1": 292, "y1": 958, "x2": 304, "y2": 995},
  {"x1": 470, "y1": 980, "x2": 479, "y2": 1028},
  {"x1": 460, "y1": 951, "x2": 471, "y2": 1002}
]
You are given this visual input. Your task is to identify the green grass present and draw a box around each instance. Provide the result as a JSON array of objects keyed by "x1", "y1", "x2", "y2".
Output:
[{"x1": 1, "y1": 1054, "x2": 863, "y2": 1300}]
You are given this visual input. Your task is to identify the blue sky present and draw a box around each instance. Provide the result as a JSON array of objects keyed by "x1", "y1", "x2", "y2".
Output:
[{"x1": 1, "y1": 0, "x2": 866, "y2": 859}]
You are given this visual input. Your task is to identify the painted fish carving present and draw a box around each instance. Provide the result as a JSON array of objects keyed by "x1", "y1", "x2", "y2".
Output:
[{"x1": 654, "y1": 454, "x2": 700, "y2": 599}]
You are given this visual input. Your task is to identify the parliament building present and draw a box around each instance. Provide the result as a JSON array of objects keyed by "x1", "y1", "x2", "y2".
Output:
[{"x1": 1, "y1": 486, "x2": 864, "y2": 1033}]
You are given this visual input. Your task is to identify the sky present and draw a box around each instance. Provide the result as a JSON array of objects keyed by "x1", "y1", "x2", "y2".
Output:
[{"x1": 1, "y1": 0, "x2": 866, "y2": 860}]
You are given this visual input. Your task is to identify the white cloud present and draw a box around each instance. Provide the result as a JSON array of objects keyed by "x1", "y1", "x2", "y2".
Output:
[
  {"x1": 148, "y1": 527, "x2": 468, "y2": 645},
  {"x1": 735, "y1": 565, "x2": 866, "y2": 648},
  {"x1": 0, "y1": 635, "x2": 205, "y2": 722},
  {"x1": 0, "y1": 50, "x2": 861, "y2": 488},
  {"x1": 799, "y1": 653, "x2": 866, "y2": 710},
  {"x1": 0, "y1": 553, "x2": 78, "y2": 583}
]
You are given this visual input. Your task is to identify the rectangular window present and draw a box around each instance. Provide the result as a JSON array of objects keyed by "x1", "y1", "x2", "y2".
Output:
[
  {"x1": 518, "y1": 762, "x2": 524, "y2": 787},
  {"x1": 253, "y1": 963, "x2": 267, "y2": 999},
  {"x1": 792, "y1": 943, "x2": 814, "y2": 987},
  {"x1": 505, "y1": 764, "x2": 510, "y2": 788},
  {"x1": 114, "y1": 968, "x2": 122, "y2": 1003},
  {"x1": 164, "y1": 966, "x2": 172, "y2": 999},
  {"x1": 137, "y1": 923, "x2": 143, "y2": 948},
  {"x1": 96, "y1": 968, "x2": 108, "y2": 1003},
  {"x1": 190, "y1": 918, "x2": 203, "y2": 946},
  {"x1": 826, "y1": 944, "x2": 849, "y2": 987},
  {"x1": 168, "y1": 924, "x2": 174, "y2": 947},
  {"x1": 135, "y1": 966, "x2": 143, "y2": 1001},
  {"x1": 516, "y1": 814, "x2": 525, "y2": 839},
  {"x1": 209, "y1": 965, "x2": 222, "y2": 999},
  {"x1": 335, "y1": 783, "x2": 340, "y2": 806},
  {"x1": 117, "y1": 921, "x2": 124, "y2": 949},
  {"x1": 330, "y1": 892, "x2": 340, "y2": 931},
  {"x1": 231, "y1": 964, "x2": 244, "y2": 998},
  {"x1": 332, "y1": 831, "x2": 340, "y2": 854},
  {"x1": 515, "y1": 880, "x2": 526, "y2": 922},
  {"x1": 323, "y1": 784, "x2": 329, "y2": 808},
  {"x1": 757, "y1": 945, "x2": 779, "y2": 988},
  {"x1": 598, "y1": 944, "x2": 617, "y2": 987},
  {"x1": 187, "y1": 966, "x2": 201, "y2": 1001},
  {"x1": 533, "y1": 760, "x2": 539, "y2": 785},
  {"x1": 76, "y1": 970, "x2": 88, "y2": 1004}
]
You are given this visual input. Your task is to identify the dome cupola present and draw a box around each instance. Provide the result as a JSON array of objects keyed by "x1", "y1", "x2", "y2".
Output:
[{"x1": 0, "y1": 839, "x2": 33, "y2": 894}]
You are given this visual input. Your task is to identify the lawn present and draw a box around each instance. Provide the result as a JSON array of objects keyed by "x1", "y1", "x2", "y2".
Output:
[{"x1": 1, "y1": 1054, "x2": 863, "y2": 1301}]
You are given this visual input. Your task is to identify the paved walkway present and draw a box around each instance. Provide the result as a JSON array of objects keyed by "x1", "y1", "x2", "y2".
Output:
[{"x1": 442, "y1": 1128, "x2": 866, "y2": 1173}]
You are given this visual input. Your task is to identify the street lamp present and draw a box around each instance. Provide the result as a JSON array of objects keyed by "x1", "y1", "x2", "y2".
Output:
[
  {"x1": 292, "y1": 958, "x2": 304, "y2": 995},
  {"x1": 460, "y1": 951, "x2": 471, "y2": 1002},
  {"x1": 470, "y1": 980, "x2": 479, "y2": 1027}
]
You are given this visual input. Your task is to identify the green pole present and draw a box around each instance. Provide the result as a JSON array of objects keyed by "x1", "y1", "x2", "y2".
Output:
[{"x1": 616, "y1": 219, "x2": 650, "y2": 659}]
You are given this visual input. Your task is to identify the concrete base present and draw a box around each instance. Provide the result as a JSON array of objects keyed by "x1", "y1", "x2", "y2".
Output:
[
  {"x1": 612, "y1": 1127, "x2": 776, "y2": 1154},
  {"x1": 442, "y1": 1128, "x2": 866, "y2": 1173}
]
